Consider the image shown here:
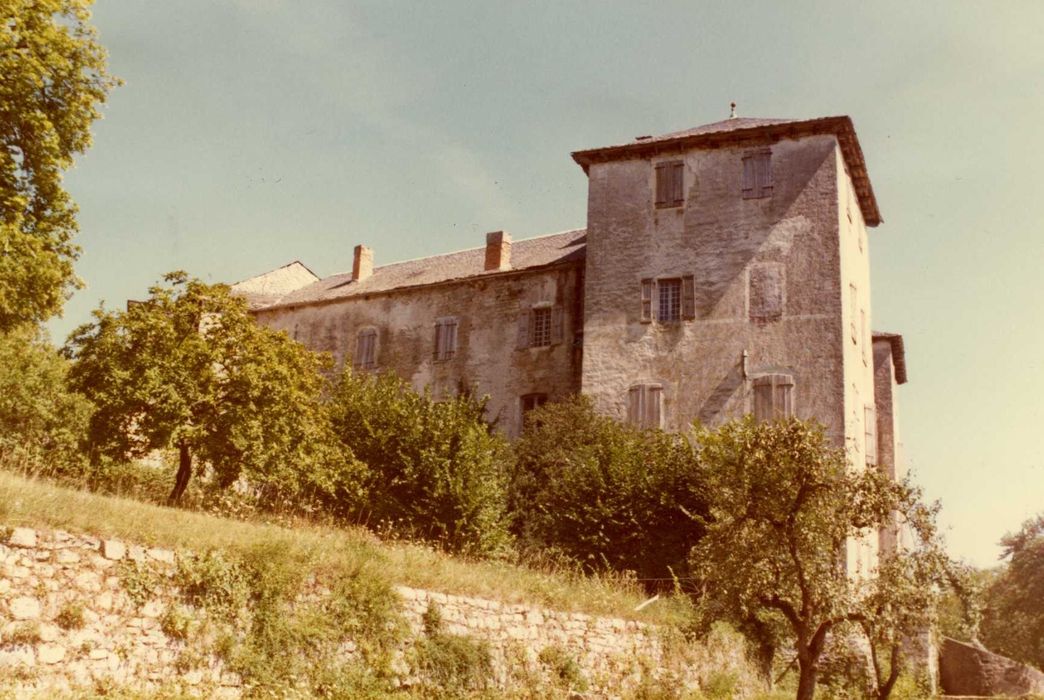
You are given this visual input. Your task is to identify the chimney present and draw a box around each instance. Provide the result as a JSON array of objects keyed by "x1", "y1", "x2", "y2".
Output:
[
  {"x1": 352, "y1": 244, "x2": 373, "y2": 282},
  {"x1": 484, "y1": 231, "x2": 511, "y2": 272}
]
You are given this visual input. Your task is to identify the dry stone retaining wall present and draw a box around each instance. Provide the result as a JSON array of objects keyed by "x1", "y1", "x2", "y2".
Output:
[{"x1": 0, "y1": 526, "x2": 703, "y2": 697}]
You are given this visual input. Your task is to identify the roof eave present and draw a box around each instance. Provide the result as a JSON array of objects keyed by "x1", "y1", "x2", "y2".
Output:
[{"x1": 571, "y1": 116, "x2": 882, "y2": 227}]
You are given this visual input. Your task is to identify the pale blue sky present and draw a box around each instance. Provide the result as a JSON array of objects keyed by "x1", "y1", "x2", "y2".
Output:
[{"x1": 56, "y1": 1, "x2": 1043, "y2": 567}]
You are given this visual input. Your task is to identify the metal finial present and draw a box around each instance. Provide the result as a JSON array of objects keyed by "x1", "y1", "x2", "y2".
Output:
[{"x1": 729, "y1": 102, "x2": 737, "y2": 119}]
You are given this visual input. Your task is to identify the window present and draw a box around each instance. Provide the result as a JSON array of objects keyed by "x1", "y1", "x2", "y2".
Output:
[
  {"x1": 641, "y1": 276, "x2": 695, "y2": 323},
  {"x1": 741, "y1": 151, "x2": 773, "y2": 199},
  {"x1": 531, "y1": 307, "x2": 552, "y2": 347},
  {"x1": 517, "y1": 305, "x2": 563, "y2": 348},
  {"x1": 864, "y1": 405, "x2": 877, "y2": 465},
  {"x1": 753, "y1": 374, "x2": 794, "y2": 421},
  {"x1": 658, "y1": 279, "x2": 681, "y2": 322},
  {"x1": 520, "y1": 393, "x2": 548, "y2": 431},
  {"x1": 655, "y1": 160, "x2": 684, "y2": 208},
  {"x1": 354, "y1": 328, "x2": 377, "y2": 370},
  {"x1": 434, "y1": 317, "x2": 458, "y2": 361},
  {"x1": 627, "y1": 384, "x2": 663, "y2": 429}
]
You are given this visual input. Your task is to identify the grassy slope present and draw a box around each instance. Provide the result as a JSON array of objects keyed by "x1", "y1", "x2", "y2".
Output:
[{"x1": 0, "y1": 471, "x2": 691, "y2": 626}]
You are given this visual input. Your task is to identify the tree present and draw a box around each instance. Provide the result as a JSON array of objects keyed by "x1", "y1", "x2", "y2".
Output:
[
  {"x1": 0, "y1": 323, "x2": 91, "y2": 473},
  {"x1": 508, "y1": 396, "x2": 708, "y2": 587},
  {"x1": 65, "y1": 272, "x2": 351, "y2": 508},
  {"x1": 690, "y1": 418, "x2": 942, "y2": 700},
  {"x1": 328, "y1": 369, "x2": 511, "y2": 557},
  {"x1": 980, "y1": 514, "x2": 1044, "y2": 670},
  {"x1": 1, "y1": 0, "x2": 119, "y2": 330}
]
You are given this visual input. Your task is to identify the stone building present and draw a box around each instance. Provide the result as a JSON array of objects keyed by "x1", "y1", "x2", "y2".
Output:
[{"x1": 234, "y1": 114, "x2": 908, "y2": 561}]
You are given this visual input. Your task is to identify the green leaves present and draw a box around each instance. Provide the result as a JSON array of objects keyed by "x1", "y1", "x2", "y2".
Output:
[{"x1": 0, "y1": 0, "x2": 120, "y2": 330}]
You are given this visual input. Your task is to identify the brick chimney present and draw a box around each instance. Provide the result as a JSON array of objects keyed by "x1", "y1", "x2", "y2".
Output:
[
  {"x1": 484, "y1": 231, "x2": 511, "y2": 272},
  {"x1": 352, "y1": 245, "x2": 373, "y2": 282}
]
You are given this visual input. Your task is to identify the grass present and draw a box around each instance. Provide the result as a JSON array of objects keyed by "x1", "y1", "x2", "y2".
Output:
[{"x1": 0, "y1": 470, "x2": 691, "y2": 626}]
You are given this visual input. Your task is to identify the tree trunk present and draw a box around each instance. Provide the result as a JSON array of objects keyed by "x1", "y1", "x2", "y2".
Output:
[
  {"x1": 796, "y1": 657, "x2": 819, "y2": 700},
  {"x1": 755, "y1": 640, "x2": 776, "y2": 689},
  {"x1": 167, "y1": 442, "x2": 192, "y2": 505}
]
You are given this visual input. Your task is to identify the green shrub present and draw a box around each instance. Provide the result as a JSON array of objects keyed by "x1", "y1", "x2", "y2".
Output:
[
  {"x1": 55, "y1": 601, "x2": 86, "y2": 630},
  {"x1": 537, "y1": 644, "x2": 588, "y2": 692},
  {"x1": 0, "y1": 326, "x2": 91, "y2": 477},
  {"x1": 413, "y1": 603, "x2": 494, "y2": 695},
  {"x1": 159, "y1": 605, "x2": 193, "y2": 640},
  {"x1": 329, "y1": 369, "x2": 511, "y2": 557},
  {"x1": 173, "y1": 550, "x2": 247, "y2": 617},
  {"x1": 509, "y1": 396, "x2": 708, "y2": 587},
  {"x1": 117, "y1": 560, "x2": 162, "y2": 609}
]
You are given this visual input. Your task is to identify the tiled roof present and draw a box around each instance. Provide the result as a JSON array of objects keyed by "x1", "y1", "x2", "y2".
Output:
[
  {"x1": 572, "y1": 115, "x2": 882, "y2": 227},
  {"x1": 230, "y1": 260, "x2": 320, "y2": 310},
  {"x1": 256, "y1": 228, "x2": 587, "y2": 310},
  {"x1": 873, "y1": 331, "x2": 908, "y2": 384}
]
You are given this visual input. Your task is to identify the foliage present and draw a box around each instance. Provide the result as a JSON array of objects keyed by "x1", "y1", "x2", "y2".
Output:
[
  {"x1": 537, "y1": 644, "x2": 588, "y2": 692},
  {"x1": 936, "y1": 563, "x2": 991, "y2": 643},
  {"x1": 116, "y1": 559, "x2": 161, "y2": 609},
  {"x1": 690, "y1": 417, "x2": 947, "y2": 700},
  {"x1": 65, "y1": 272, "x2": 358, "y2": 508},
  {"x1": 54, "y1": 601, "x2": 85, "y2": 630},
  {"x1": 509, "y1": 396, "x2": 708, "y2": 587},
  {"x1": 412, "y1": 602, "x2": 494, "y2": 696},
  {"x1": 0, "y1": 0, "x2": 120, "y2": 330},
  {"x1": 329, "y1": 368, "x2": 511, "y2": 557},
  {"x1": 0, "y1": 325, "x2": 91, "y2": 474},
  {"x1": 980, "y1": 513, "x2": 1044, "y2": 670}
]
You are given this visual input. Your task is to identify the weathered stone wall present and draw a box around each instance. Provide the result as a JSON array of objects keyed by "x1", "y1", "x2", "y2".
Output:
[
  {"x1": 254, "y1": 264, "x2": 582, "y2": 438},
  {"x1": 939, "y1": 637, "x2": 1044, "y2": 696},
  {"x1": 580, "y1": 133, "x2": 848, "y2": 435},
  {"x1": 0, "y1": 526, "x2": 710, "y2": 697}
]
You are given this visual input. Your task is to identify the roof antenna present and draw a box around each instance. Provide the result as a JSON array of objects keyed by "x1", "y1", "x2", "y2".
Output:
[{"x1": 729, "y1": 102, "x2": 737, "y2": 119}]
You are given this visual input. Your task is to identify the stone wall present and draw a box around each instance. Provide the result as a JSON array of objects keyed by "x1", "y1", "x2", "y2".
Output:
[
  {"x1": 939, "y1": 637, "x2": 1044, "y2": 697},
  {"x1": 0, "y1": 526, "x2": 713, "y2": 697}
]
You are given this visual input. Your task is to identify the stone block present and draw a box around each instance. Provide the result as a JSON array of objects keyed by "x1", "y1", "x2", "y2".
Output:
[
  {"x1": 10, "y1": 596, "x2": 41, "y2": 620},
  {"x1": 8, "y1": 528, "x2": 37, "y2": 548},
  {"x1": 147, "y1": 548, "x2": 175, "y2": 564},
  {"x1": 38, "y1": 623, "x2": 60, "y2": 642},
  {"x1": 101, "y1": 540, "x2": 125, "y2": 561},
  {"x1": 37, "y1": 643, "x2": 65, "y2": 664}
]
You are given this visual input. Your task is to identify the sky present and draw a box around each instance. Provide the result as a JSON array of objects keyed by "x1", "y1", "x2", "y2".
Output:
[{"x1": 53, "y1": 1, "x2": 1043, "y2": 568}]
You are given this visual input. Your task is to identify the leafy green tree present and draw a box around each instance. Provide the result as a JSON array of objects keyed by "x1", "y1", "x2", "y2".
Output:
[
  {"x1": 328, "y1": 370, "x2": 510, "y2": 557},
  {"x1": 690, "y1": 417, "x2": 943, "y2": 700},
  {"x1": 509, "y1": 396, "x2": 708, "y2": 587},
  {"x1": 1, "y1": 0, "x2": 120, "y2": 330},
  {"x1": 65, "y1": 272, "x2": 353, "y2": 508},
  {"x1": 0, "y1": 324, "x2": 91, "y2": 473},
  {"x1": 980, "y1": 514, "x2": 1044, "y2": 670}
]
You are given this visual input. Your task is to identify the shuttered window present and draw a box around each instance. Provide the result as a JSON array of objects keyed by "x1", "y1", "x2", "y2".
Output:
[
  {"x1": 753, "y1": 374, "x2": 794, "y2": 422},
  {"x1": 681, "y1": 275, "x2": 696, "y2": 320},
  {"x1": 627, "y1": 384, "x2": 663, "y2": 429},
  {"x1": 520, "y1": 393, "x2": 548, "y2": 432},
  {"x1": 742, "y1": 151, "x2": 773, "y2": 199},
  {"x1": 640, "y1": 279, "x2": 654, "y2": 323},
  {"x1": 354, "y1": 328, "x2": 378, "y2": 370},
  {"x1": 655, "y1": 160, "x2": 684, "y2": 208},
  {"x1": 434, "y1": 317, "x2": 458, "y2": 361},
  {"x1": 658, "y1": 278, "x2": 682, "y2": 322},
  {"x1": 864, "y1": 404, "x2": 878, "y2": 465},
  {"x1": 517, "y1": 305, "x2": 565, "y2": 348}
]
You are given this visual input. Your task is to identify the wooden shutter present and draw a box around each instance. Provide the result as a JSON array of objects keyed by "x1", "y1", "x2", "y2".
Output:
[
  {"x1": 681, "y1": 274, "x2": 695, "y2": 320},
  {"x1": 550, "y1": 306, "x2": 564, "y2": 344},
  {"x1": 645, "y1": 385, "x2": 663, "y2": 429},
  {"x1": 655, "y1": 163, "x2": 667, "y2": 206},
  {"x1": 640, "y1": 279, "x2": 653, "y2": 322},
  {"x1": 670, "y1": 162, "x2": 684, "y2": 206},
  {"x1": 627, "y1": 386, "x2": 642, "y2": 426},
  {"x1": 741, "y1": 156, "x2": 755, "y2": 198},
  {"x1": 434, "y1": 320, "x2": 444, "y2": 359},
  {"x1": 447, "y1": 319, "x2": 458, "y2": 357},
  {"x1": 753, "y1": 380, "x2": 772, "y2": 422},
  {"x1": 756, "y1": 152, "x2": 773, "y2": 196},
  {"x1": 516, "y1": 311, "x2": 530, "y2": 349}
]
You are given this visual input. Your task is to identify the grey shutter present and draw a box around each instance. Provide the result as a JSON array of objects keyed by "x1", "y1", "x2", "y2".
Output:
[
  {"x1": 756, "y1": 152, "x2": 773, "y2": 196},
  {"x1": 654, "y1": 163, "x2": 667, "y2": 206},
  {"x1": 640, "y1": 278, "x2": 653, "y2": 322},
  {"x1": 741, "y1": 156, "x2": 755, "y2": 198},
  {"x1": 753, "y1": 380, "x2": 772, "y2": 422},
  {"x1": 681, "y1": 274, "x2": 695, "y2": 320},
  {"x1": 447, "y1": 319, "x2": 458, "y2": 357},
  {"x1": 434, "y1": 320, "x2": 443, "y2": 359},
  {"x1": 550, "y1": 306, "x2": 564, "y2": 344},
  {"x1": 516, "y1": 312, "x2": 530, "y2": 349},
  {"x1": 627, "y1": 386, "x2": 642, "y2": 426},
  {"x1": 646, "y1": 385, "x2": 663, "y2": 429},
  {"x1": 670, "y1": 162, "x2": 684, "y2": 205}
]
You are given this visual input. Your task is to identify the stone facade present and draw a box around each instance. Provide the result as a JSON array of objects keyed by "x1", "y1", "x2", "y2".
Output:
[
  {"x1": 0, "y1": 526, "x2": 730, "y2": 697},
  {"x1": 234, "y1": 114, "x2": 908, "y2": 463}
]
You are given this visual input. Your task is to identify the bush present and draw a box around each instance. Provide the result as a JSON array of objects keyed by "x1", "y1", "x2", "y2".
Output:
[
  {"x1": 0, "y1": 326, "x2": 91, "y2": 476},
  {"x1": 413, "y1": 602, "x2": 493, "y2": 695},
  {"x1": 328, "y1": 369, "x2": 511, "y2": 557},
  {"x1": 509, "y1": 396, "x2": 708, "y2": 587}
]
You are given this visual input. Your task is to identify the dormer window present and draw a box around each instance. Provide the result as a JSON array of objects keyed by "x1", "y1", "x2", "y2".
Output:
[
  {"x1": 742, "y1": 151, "x2": 773, "y2": 199},
  {"x1": 655, "y1": 160, "x2": 684, "y2": 208}
]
